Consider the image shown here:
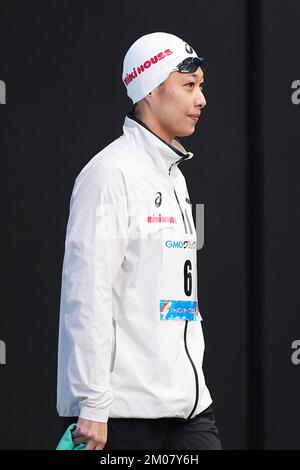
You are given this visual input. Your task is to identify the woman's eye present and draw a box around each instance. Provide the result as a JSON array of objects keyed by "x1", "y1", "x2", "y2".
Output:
[{"x1": 185, "y1": 82, "x2": 205, "y2": 90}]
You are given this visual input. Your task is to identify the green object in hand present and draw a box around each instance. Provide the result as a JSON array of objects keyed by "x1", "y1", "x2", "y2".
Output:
[{"x1": 56, "y1": 423, "x2": 86, "y2": 450}]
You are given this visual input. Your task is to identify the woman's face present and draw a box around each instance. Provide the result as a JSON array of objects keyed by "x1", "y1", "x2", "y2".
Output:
[{"x1": 147, "y1": 66, "x2": 206, "y2": 144}]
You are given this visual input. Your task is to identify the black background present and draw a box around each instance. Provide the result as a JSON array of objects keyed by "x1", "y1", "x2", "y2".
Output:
[{"x1": 0, "y1": 0, "x2": 299, "y2": 450}]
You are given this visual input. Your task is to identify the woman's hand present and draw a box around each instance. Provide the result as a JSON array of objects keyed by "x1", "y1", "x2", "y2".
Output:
[{"x1": 72, "y1": 417, "x2": 108, "y2": 450}]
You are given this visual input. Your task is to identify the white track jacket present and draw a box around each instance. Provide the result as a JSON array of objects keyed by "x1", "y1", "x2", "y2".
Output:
[{"x1": 57, "y1": 110, "x2": 212, "y2": 422}]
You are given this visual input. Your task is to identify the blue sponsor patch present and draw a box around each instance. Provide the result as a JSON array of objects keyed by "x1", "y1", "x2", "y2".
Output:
[{"x1": 160, "y1": 300, "x2": 202, "y2": 321}]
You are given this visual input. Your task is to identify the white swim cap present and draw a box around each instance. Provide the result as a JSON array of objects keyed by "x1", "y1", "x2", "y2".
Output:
[{"x1": 122, "y1": 32, "x2": 205, "y2": 104}]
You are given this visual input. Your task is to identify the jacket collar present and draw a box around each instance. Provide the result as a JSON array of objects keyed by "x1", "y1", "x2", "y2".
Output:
[{"x1": 123, "y1": 109, "x2": 194, "y2": 176}]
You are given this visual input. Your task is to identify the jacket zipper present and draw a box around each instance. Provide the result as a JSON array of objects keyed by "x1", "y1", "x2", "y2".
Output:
[
  {"x1": 173, "y1": 188, "x2": 188, "y2": 233},
  {"x1": 173, "y1": 183, "x2": 199, "y2": 419},
  {"x1": 184, "y1": 321, "x2": 200, "y2": 419}
]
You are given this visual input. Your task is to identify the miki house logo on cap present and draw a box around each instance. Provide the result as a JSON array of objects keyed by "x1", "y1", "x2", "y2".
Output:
[{"x1": 123, "y1": 48, "x2": 174, "y2": 87}]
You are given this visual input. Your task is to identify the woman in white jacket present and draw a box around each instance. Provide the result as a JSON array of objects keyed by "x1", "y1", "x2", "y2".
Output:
[{"x1": 57, "y1": 31, "x2": 222, "y2": 450}]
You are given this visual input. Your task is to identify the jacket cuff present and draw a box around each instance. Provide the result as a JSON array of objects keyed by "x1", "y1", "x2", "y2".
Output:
[{"x1": 79, "y1": 404, "x2": 110, "y2": 423}]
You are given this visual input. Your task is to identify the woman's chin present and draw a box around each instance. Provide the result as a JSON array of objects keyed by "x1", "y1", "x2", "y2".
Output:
[{"x1": 176, "y1": 127, "x2": 195, "y2": 138}]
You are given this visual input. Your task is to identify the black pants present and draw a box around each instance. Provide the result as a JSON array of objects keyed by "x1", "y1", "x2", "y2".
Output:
[{"x1": 61, "y1": 405, "x2": 222, "y2": 450}]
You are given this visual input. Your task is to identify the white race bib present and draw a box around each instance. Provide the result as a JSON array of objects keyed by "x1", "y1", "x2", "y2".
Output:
[{"x1": 159, "y1": 226, "x2": 202, "y2": 322}]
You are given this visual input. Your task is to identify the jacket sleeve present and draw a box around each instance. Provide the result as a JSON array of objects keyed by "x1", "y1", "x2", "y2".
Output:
[{"x1": 57, "y1": 162, "x2": 129, "y2": 422}]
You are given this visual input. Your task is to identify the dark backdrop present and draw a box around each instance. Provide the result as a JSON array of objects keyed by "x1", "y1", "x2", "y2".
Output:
[{"x1": 0, "y1": 0, "x2": 299, "y2": 450}]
